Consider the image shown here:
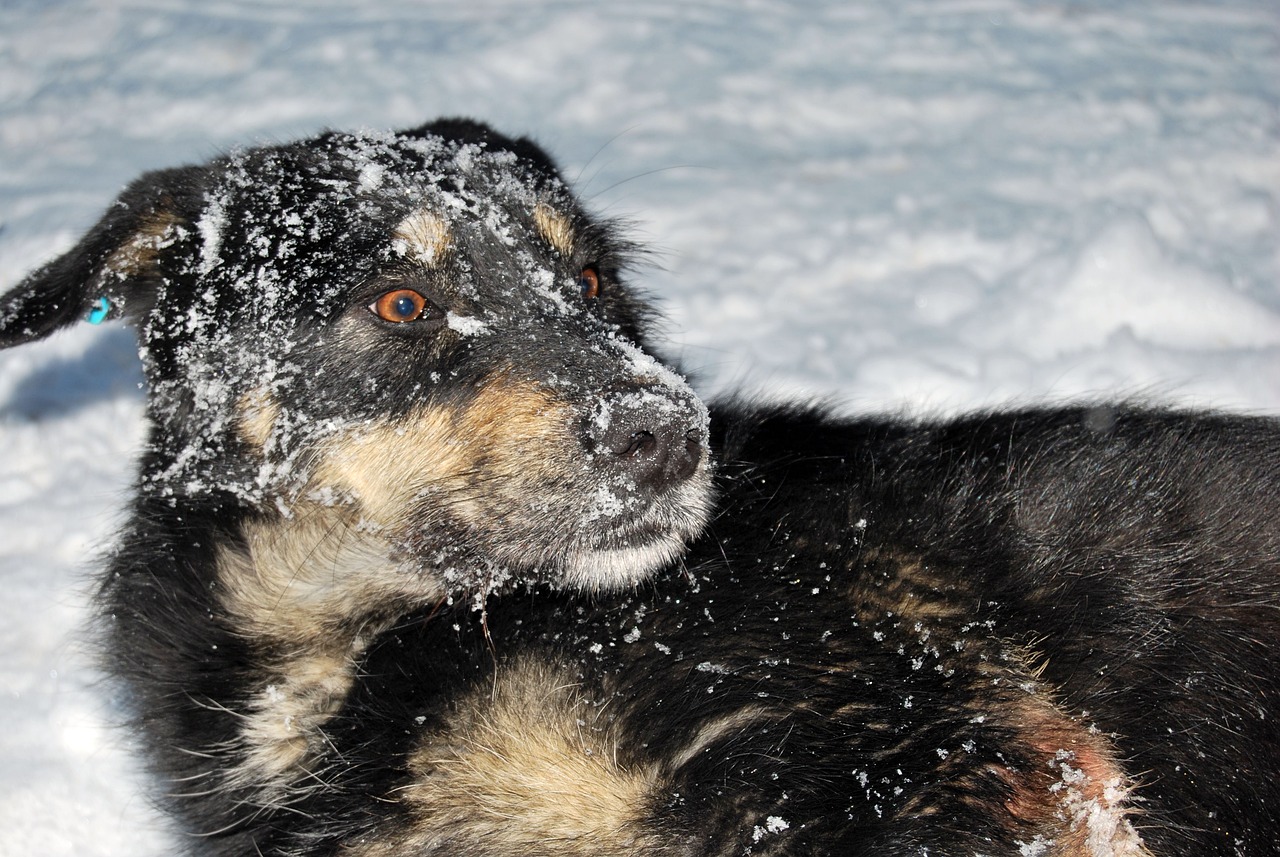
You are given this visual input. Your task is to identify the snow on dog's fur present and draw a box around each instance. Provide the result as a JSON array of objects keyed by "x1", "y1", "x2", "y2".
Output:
[
  {"x1": 0, "y1": 119, "x2": 713, "y2": 840},
  {"x1": 2, "y1": 120, "x2": 1278, "y2": 856}
]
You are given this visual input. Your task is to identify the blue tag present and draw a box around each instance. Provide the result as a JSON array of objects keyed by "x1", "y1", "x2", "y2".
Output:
[{"x1": 87, "y1": 296, "x2": 110, "y2": 324}]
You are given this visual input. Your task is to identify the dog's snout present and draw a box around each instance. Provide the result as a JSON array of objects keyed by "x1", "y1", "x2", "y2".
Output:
[
  {"x1": 604, "y1": 422, "x2": 703, "y2": 490},
  {"x1": 613, "y1": 430, "x2": 656, "y2": 458},
  {"x1": 591, "y1": 398, "x2": 706, "y2": 492}
]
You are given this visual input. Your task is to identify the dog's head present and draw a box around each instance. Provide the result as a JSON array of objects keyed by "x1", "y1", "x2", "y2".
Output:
[{"x1": 0, "y1": 119, "x2": 713, "y2": 592}]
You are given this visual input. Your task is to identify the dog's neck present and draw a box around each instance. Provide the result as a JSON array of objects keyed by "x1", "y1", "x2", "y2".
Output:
[
  {"x1": 216, "y1": 503, "x2": 445, "y2": 648},
  {"x1": 212, "y1": 503, "x2": 447, "y2": 788}
]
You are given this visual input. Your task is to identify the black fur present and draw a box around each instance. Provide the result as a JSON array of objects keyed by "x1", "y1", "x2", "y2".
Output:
[
  {"x1": 294, "y1": 404, "x2": 1280, "y2": 856},
  {"x1": 2, "y1": 121, "x2": 1278, "y2": 856}
]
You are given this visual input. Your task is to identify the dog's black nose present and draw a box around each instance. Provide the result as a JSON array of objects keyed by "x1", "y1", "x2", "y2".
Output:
[{"x1": 591, "y1": 398, "x2": 705, "y2": 492}]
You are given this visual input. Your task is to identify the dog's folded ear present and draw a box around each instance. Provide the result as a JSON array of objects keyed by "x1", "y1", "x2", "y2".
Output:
[{"x1": 0, "y1": 165, "x2": 201, "y2": 349}]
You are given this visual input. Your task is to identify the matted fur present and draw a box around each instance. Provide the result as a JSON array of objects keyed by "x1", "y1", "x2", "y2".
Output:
[{"x1": 2, "y1": 121, "x2": 1278, "y2": 856}]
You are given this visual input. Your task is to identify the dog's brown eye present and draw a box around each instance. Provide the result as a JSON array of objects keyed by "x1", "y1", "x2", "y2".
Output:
[
  {"x1": 372, "y1": 289, "x2": 429, "y2": 323},
  {"x1": 578, "y1": 267, "x2": 601, "y2": 300}
]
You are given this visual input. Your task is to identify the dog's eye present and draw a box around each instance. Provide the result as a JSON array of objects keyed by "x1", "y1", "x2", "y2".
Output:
[
  {"x1": 578, "y1": 267, "x2": 601, "y2": 300},
  {"x1": 371, "y1": 289, "x2": 430, "y2": 323}
]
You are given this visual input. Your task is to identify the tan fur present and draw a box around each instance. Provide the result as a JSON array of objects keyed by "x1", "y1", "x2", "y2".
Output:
[
  {"x1": 667, "y1": 707, "x2": 777, "y2": 771},
  {"x1": 217, "y1": 506, "x2": 437, "y2": 645},
  {"x1": 350, "y1": 659, "x2": 668, "y2": 857},
  {"x1": 233, "y1": 649, "x2": 356, "y2": 794},
  {"x1": 103, "y1": 210, "x2": 183, "y2": 278},
  {"x1": 313, "y1": 374, "x2": 573, "y2": 531},
  {"x1": 235, "y1": 388, "x2": 281, "y2": 450},
  {"x1": 533, "y1": 203, "x2": 575, "y2": 257},
  {"x1": 1000, "y1": 696, "x2": 1151, "y2": 857},
  {"x1": 215, "y1": 507, "x2": 444, "y2": 793},
  {"x1": 392, "y1": 209, "x2": 452, "y2": 266}
]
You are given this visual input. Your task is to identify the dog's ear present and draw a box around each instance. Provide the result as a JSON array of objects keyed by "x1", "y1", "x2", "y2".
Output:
[{"x1": 0, "y1": 165, "x2": 202, "y2": 349}]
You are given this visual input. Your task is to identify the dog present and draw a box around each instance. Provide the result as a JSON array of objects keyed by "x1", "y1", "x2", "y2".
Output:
[{"x1": 2, "y1": 120, "x2": 1278, "y2": 857}]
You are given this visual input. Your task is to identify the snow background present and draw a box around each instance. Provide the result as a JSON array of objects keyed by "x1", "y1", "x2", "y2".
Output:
[{"x1": 1, "y1": 1, "x2": 1277, "y2": 853}]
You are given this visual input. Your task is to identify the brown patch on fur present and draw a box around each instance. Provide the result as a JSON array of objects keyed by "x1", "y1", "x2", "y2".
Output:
[
  {"x1": 945, "y1": 661, "x2": 1148, "y2": 855},
  {"x1": 997, "y1": 695, "x2": 1150, "y2": 857},
  {"x1": 215, "y1": 506, "x2": 446, "y2": 793},
  {"x1": 849, "y1": 549, "x2": 977, "y2": 626},
  {"x1": 235, "y1": 388, "x2": 281, "y2": 450},
  {"x1": 534, "y1": 203, "x2": 575, "y2": 257},
  {"x1": 392, "y1": 209, "x2": 452, "y2": 266},
  {"x1": 847, "y1": 552, "x2": 1148, "y2": 855},
  {"x1": 103, "y1": 209, "x2": 183, "y2": 278},
  {"x1": 888, "y1": 680, "x2": 1148, "y2": 856},
  {"x1": 312, "y1": 373, "x2": 574, "y2": 531},
  {"x1": 350, "y1": 659, "x2": 668, "y2": 857}
]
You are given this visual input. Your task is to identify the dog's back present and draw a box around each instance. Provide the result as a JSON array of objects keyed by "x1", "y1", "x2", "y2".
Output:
[{"x1": 306, "y1": 404, "x2": 1278, "y2": 856}]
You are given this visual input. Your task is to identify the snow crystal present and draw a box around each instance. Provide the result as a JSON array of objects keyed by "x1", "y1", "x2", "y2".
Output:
[
  {"x1": 357, "y1": 162, "x2": 386, "y2": 193},
  {"x1": 1017, "y1": 836, "x2": 1052, "y2": 857},
  {"x1": 445, "y1": 312, "x2": 490, "y2": 337},
  {"x1": 584, "y1": 485, "x2": 625, "y2": 521},
  {"x1": 196, "y1": 192, "x2": 229, "y2": 277},
  {"x1": 750, "y1": 815, "x2": 790, "y2": 843}
]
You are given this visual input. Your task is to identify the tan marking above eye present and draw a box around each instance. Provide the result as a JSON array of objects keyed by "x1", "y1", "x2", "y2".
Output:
[
  {"x1": 235, "y1": 389, "x2": 281, "y2": 450},
  {"x1": 534, "y1": 203, "x2": 576, "y2": 257},
  {"x1": 392, "y1": 210, "x2": 451, "y2": 266}
]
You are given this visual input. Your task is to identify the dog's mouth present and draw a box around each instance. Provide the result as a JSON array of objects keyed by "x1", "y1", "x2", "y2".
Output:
[
  {"x1": 395, "y1": 457, "x2": 715, "y2": 599},
  {"x1": 554, "y1": 479, "x2": 715, "y2": 591},
  {"x1": 556, "y1": 526, "x2": 697, "y2": 591}
]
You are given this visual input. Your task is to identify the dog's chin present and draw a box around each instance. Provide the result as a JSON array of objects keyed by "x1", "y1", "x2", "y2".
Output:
[
  {"x1": 551, "y1": 480, "x2": 715, "y2": 592},
  {"x1": 555, "y1": 531, "x2": 692, "y2": 592}
]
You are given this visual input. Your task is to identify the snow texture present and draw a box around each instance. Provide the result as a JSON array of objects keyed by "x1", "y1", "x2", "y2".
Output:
[{"x1": 0, "y1": 2, "x2": 1278, "y2": 854}]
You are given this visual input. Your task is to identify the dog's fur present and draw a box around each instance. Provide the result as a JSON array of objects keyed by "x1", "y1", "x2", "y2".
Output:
[{"x1": 3, "y1": 121, "x2": 1278, "y2": 857}]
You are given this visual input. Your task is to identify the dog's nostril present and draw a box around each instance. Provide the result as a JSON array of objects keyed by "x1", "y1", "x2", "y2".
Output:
[
  {"x1": 588, "y1": 393, "x2": 706, "y2": 493},
  {"x1": 591, "y1": 411, "x2": 706, "y2": 493},
  {"x1": 679, "y1": 426, "x2": 706, "y2": 472},
  {"x1": 601, "y1": 422, "x2": 703, "y2": 489},
  {"x1": 618, "y1": 431, "x2": 657, "y2": 458},
  {"x1": 681, "y1": 429, "x2": 703, "y2": 468}
]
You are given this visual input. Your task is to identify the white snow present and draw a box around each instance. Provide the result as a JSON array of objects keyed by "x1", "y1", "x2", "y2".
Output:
[
  {"x1": 445, "y1": 311, "x2": 490, "y2": 336},
  {"x1": 1, "y1": 2, "x2": 1278, "y2": 854},
  {"x1": 752, "y1": 814, "x2": 791, "y2": 842}
]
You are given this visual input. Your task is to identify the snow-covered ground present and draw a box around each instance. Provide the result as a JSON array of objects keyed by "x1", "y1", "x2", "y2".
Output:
[{"x1": 1, "y1": 2, "x2": 1277, "y2": 853}]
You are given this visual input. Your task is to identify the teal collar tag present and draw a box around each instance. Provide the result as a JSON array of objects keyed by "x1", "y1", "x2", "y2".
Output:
[{"x1": 87, "y1": 296, "x2": 110, "y2": 324}]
